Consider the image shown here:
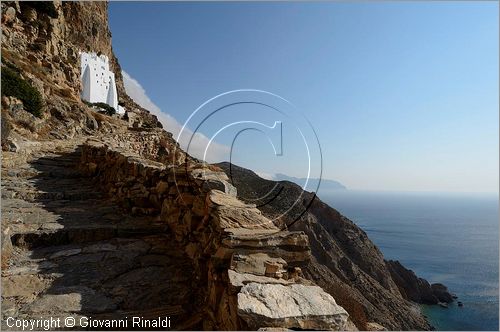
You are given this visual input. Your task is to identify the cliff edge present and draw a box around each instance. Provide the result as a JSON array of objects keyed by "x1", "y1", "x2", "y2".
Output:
[
  {"x1": 217, "y1": 162, "x2": 454, "y2": 330},
  {"x1": 1, "y1": 1, "x2": 451, "y2": 331}
]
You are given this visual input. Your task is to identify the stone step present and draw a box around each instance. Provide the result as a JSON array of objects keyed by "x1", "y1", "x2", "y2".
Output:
[
  {"x1": 9, "y1": 225, "x2": 167, "y2": 250},
  {"x1": 2, "y1": 198, "x2": 119, "y2": 227},
  {"x1": 95, "y1": 305, "x2": 185, "y2": 320},
  {"x1": 30, "y1": 159, "x2": 79, "y2": 170},
  {"x1": 2, "y1": 190, "x2": 102, "y2": 201},
  {"x1": 1, "y1": 142, "x2": 202, "y2": 330},
  {"x1": 2, "y1": 235, "x2": 195, "y2": 325}
]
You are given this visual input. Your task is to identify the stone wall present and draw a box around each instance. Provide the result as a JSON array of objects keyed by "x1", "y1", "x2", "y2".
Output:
[
  {"x1": 79, "y1": 138, "x2": 351, "y2": 330},
  {"x1": 102, "y1": 130, "x2": 188, "y2": 166}
]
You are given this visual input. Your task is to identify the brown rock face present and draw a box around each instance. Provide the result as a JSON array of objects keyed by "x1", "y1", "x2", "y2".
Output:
[
  {"x1": 1, "y1": 0, "x2": 162, "y2": 141},
  {"x1": 386, "y1": 260, "x2": 454, "y2": 304},
  {"x1": 2, "y1": 1, "x2": 120, "y2": 101},
  {"x1": 0, "y1": 1, "x2": 446, "y2": 331},
  {"x1": 75, "y1": 140, "x2": 352, "y2": 330},
  {"x1": 431, "y1": 283, "x2": 454, "y2": 303},
  {"x1": 217, "y1": 162, "x2": 440, "y2": 330}
]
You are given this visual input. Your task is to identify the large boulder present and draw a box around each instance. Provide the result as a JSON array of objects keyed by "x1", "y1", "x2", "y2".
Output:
[
  {"x1": 208, "y1": 190, "x2": 276, "y2": 231},
  {"x1": 237, "y1": 283, "x2": 349, "y2": 330}
]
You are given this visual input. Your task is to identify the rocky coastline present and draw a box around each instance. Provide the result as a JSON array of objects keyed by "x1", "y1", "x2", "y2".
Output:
[
  {"x1": 217, "y1": 162, "x2": 455, "y2": 330},
  {"x1": 1, "y1": 1, "x2": 453, "y2": 330}
]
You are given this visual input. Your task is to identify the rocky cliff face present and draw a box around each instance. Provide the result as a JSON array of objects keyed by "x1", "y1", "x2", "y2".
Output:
[
  {"x1": 1, "y1": 1, "x2": 450, "y2": 331},
  {"x1": 1, "y1": 1, "x2": 138, "y2": 105},
  {"x1": 387, "y1": 260, "x2": 455, "y2": 305},
  {"x1": 2, "y1": 2, "x2": 352, "y2": 330},
  {"x1": 217, "y1": 162, "x2": 454, "y2": 330},
  {"x1": 1, "y1": 0, "x2": 163, "y2": 146}
]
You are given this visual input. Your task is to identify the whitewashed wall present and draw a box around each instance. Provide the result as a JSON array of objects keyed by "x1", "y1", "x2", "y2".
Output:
[{"x1": 80, "y1": 52, "x2": 125, "y2": 114}]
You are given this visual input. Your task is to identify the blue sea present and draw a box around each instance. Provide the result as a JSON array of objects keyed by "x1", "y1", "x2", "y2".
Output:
[{"x1": 320, "y1": 190, "x2": 499, "y2": 331}]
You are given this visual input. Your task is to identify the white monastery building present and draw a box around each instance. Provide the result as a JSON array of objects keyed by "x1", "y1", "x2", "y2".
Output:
[{"x1": 80, "y1": 52, "x2": 125, "y2": 114}]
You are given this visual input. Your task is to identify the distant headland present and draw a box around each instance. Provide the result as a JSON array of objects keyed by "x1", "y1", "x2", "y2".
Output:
[{"x1": 274, "y1": 173, "x2": 347, "y2": 191}]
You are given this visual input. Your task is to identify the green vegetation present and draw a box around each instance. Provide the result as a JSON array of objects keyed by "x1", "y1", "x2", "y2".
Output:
[
  {"x1": 1, "y1": 65, "x2": 44, "y2": 117},
  {"x1": 93, "y1": 102, "x2": 116, "y2": 116},
  {"x1": 82, "y1": 100, "x2": 116, "y2": 116}
]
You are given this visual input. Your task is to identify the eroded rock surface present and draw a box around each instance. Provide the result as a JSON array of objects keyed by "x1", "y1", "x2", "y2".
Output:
[
  {"x1": 75, "y1": 139, "x2": 353, "y2": 330},
  {"x1": 1, "y1": 141, "x2": 201, "y2": 330},
  {"x1": 1, "y1": 1, "x2": 443, "y2": 331},
  {"x1": 238, "y1": 283, "x2": 349, "y2": 330},
  {"x1": 217, "y1": 161, "x2": 443, "y2": 330},
  {"x1": 387, "y1": 260, "x2": 454, "y2": 304}
]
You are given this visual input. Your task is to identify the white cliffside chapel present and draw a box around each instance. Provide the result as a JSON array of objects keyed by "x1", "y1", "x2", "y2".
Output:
[{"x1": 80, "y1": 52, "x2": 125, "y2": 114}]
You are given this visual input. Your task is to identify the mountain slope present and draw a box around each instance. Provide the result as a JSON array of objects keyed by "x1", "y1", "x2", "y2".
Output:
[
  {"x1": 1, "y1": 3, "x2": 351, "y2": 330},
  {"x1": 2, "y1": 2, "x2": 450, "y2": 330},
  {"x1": 218, "y1": 162, "x2": 451, "y2": 330},
  {"x1": 1, "y1": 1, "x2": 164, "y2": 143}
]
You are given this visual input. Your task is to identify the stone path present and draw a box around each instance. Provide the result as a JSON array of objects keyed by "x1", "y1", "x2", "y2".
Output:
[{"x1": 1, "y1": 140, "x2": 200, "y2": 330}]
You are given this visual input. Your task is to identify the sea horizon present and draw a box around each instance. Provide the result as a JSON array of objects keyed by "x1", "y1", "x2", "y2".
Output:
[
  {"x1": 319, "y1": 189, "x2": 499, "y2": 331},
  {"x1": 1, "y1": 1, "x2": 497, "y2": 331},
  {"x1": 316, "y1": 186, "x2": 499, "y2": 197}
]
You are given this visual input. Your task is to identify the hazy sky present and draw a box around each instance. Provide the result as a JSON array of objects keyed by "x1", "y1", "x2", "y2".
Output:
[{"x1": 109, "y1": 1, "x2": 498, "y2": 193}]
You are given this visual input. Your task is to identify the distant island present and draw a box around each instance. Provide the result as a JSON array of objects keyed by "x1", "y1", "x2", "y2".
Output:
[{"x1": 274, "y1": 173, "x2": 347, "y2": 191}]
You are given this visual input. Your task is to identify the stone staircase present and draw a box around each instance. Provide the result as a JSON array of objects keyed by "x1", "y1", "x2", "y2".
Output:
[
  {"x1": 2, "y1": 138, "x2": 351, "y2": 330},
  {"x1": 1, "y1": 140, "x2": 201, "y2": 330}
]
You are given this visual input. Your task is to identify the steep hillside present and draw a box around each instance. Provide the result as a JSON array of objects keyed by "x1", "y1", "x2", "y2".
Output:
[
  {"x1": 1, "y1": 1, "x2": 166, "y2": 145},
  {"x1": 1, "y1": 1, "x2": 451, "y2": 331},
  {"x1": 2, "y1": 2, "x2": 351, "y2": 330},
  {"x1": 217, "y1": 162, "x2": 453, "y2": 330}
]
